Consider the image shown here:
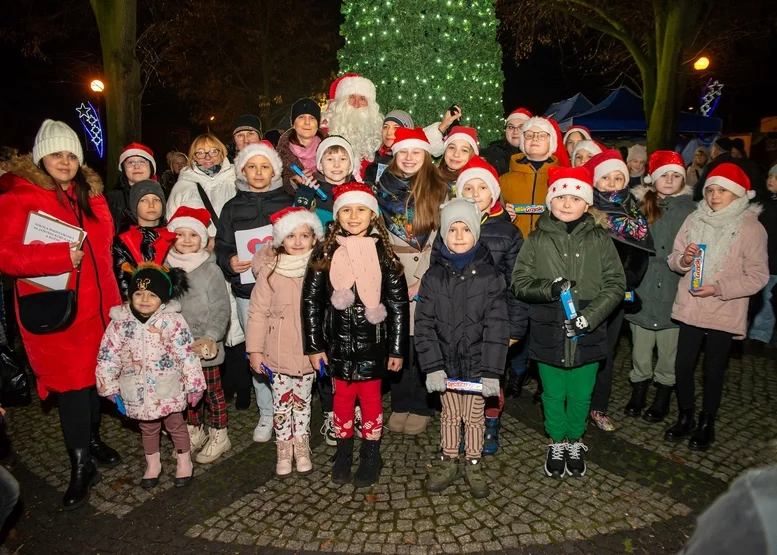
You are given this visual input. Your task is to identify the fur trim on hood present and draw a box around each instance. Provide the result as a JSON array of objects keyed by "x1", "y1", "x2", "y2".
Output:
[
  {"x1": 631, "y1": 182, "x2": 693, "y2": 202},
  {"x1": 9, "y1": 154, "x2": 103, "y2": 196}
]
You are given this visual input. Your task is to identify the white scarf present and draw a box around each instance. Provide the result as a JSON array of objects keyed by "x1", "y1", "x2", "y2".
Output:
[
  {"x1": 688, "y1": 195, "x2": 751, "y2": 281},
  {"x1": 269, "y1": 251, "x2": 312, "y2": 278},
  {"x1": 166, "y1": 249, "x2": 210, "y2": 273}
]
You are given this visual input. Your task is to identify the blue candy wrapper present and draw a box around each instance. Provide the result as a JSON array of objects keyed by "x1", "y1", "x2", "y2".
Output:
[
  {"x1": 560, "y1": 286, "x2": 583, "y2": 341},
  {"x1": 115, "y1": 395, "x2": 127, "y2": 415},
  {"x1": 291, "y1": 164, "x2": 328, "y2": 201},
  {"x1": 318, "y1": 359, "x2": 327, "y2": 378},
  {"x1": 260, "y1": 363, "x2": 274, "y2": 384},
  {"x1": 624, "y1": 290, "x2": 635, "y2": 302}
]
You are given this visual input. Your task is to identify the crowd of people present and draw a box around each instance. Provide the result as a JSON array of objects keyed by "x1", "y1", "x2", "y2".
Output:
[{"x1": 0, "y1": 72, "x2": 774, "y2": 521}]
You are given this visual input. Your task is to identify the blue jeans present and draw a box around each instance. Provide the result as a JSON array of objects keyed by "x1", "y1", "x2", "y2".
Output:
[
  {"x1": 234, "y1": 296, "x2": 274, "y2": 418},
  {"x1": 749, "y1": 275, "x2": 777, "y2": 344},
  {"x1": 0, "y1": 465, "x2": 19, "y2": 530}
]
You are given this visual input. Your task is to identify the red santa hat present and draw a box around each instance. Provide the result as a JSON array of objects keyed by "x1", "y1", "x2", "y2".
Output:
[
  {"x1": 506, "y1": 108, "x2": 533, "y2": 125},
  {"x1": 332, "y1": 182, "x2": 379, "y2": 215},
  {"x1": 234, "y1": 140, "x2": 282, "y2": 178},
  {"x1": 455, "y1": 156, "x2": 500, "y2": 208},
  {"x1": 167, "y1": 206, "x2": 211, "y2": 245},
  {"x1": 705, "y1": 163, "x2": 754, "y2": 199},
  {"x1": 584, "y1": 150, "x2": 629, "y2": 185},
  {"x1": 546, "y1": 166, "x2": 594, "y2": 209},
  {"x1": 644, "y1": 150, "x2": 686, "y2": 184},
  {"x1": 270, "y1": 206, "x2": 325, "y2": 247},
  {"x1": 119, "y1": 142, "x2": 156, "y2": 175},
  {"x1": 562, "y1": 126, "x2": 593, "y2": 145},
  {"x1": 444, "y1": 126, "x2": 479, "y2": 155},
  {"x1": 391, "y1": 127, "x2": 431, "y2": 154},
  {"x1": 329, "y1": 72, "x2": 377, "y2": 103}
]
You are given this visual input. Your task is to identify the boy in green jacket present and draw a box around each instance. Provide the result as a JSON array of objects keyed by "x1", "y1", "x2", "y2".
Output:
[{"x1": 512, "y1": 166, "x2": 625, "y2": 478}]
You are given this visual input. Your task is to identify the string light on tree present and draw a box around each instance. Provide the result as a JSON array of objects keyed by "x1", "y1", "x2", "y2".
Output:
[
  {"x1": 338, "y1": 0, "x2": 505, "y2": 142},
  {"x1": 76, "y1": 102, "x2": 104, "y2": 158}
]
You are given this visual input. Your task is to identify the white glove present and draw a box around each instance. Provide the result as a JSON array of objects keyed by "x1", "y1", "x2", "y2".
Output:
[
  {"x1": 481, "y1": 378, "x2": 500, "y2": 397},
  {"x1": 426, "y1": 370, "x2": 447, "y2": 393}
]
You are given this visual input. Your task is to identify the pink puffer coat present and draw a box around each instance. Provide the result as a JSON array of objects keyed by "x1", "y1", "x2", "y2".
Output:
[
  {"x1": 668, "y1": 209, "x2": 769, "y2": 339},
  {"x1": 95, "y1": 302, "x2": 205, "y2": 420}
]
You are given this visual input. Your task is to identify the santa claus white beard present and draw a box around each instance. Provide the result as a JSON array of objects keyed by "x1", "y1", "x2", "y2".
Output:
[{"x1": 324, "y1": 99, "x2": 384, "y2": 163}]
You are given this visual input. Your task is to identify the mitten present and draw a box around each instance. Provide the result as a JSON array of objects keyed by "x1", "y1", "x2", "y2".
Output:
[
  {"x1": 550, "y1": 277, "x2": 576, "y2": 300},
  {"x1": 426, "y1": 370, "x2": 447, "y2": 393},
  {"x1": 481, "y1": 378, "x2": 500, "y2": 397},
  {"x1": 187, "y1": 391, "x2": 204, "y2": 406},
  {"x1": 564, "y1": 314, "x2": 590, "y2": 338}
]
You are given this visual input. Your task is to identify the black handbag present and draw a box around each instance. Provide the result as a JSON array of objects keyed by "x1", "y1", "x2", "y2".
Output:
[{"x1": 0, "y1": 343, "x2": 31, "y2": 407}]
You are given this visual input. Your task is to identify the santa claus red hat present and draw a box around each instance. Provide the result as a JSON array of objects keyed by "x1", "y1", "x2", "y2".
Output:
[
  {"x1": 329, "y1": 72, "x2": 377, "y2": 103},
  {"x1": 270, "y1": 206, "x2": 325, "y2": 247},
  {"x1": 332, "y1": 182, "x2": 379, "y2": 215},
  {"x1": 519, "y1": 117, "x2": 558, "y2": 158},
  {"x1": 563, "y1": 126, "x2": 593, "y2": 145},
  {"x1": 444, "y1": 126, "x2": 479, "y2": 155},
  {"x1": 455, "y1": 156, "x2": 500, "y2": 208},
  {"x1": 506, "y1": 108, "x2": 533, "y2": 125},
  {"x1": 705, "y1": 163, "x2": 754, "y2": 199},
  {"x1": 644, "y1": 150, "x2": 686, "y2": 184},
  {"x1": 234, "y1": 140, "x2": 282, "y2": 179},
  {"x1": 391, "y1": 127, "x2": 431, "y2": 154},
  {"x1": 119, "y1": 142, "x2": 156, "y2": 175},
  {"x1": 584, "y1": 150, "x2": 629, "y2": 185},
  {"x1": 546, "y1": 166, "x2": 594, "y2": 209},
  {"x1": 167, "y1": 206, "x2": 211, "y2": 245}
]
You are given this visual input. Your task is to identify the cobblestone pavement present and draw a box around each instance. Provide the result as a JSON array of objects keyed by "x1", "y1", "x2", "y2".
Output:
[{"x1": 1, "y1": 335, "x2": 776, "y2": 554}]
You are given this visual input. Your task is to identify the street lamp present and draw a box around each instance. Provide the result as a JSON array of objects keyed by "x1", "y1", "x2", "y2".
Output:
[
  {"x1": 693, "y1": 56, "x2": 710, "y2": 71},
  {"x1": 90, "y1": 79, "x2": 105, "y2": 93},
  {"x1": 209, "y1": 116, "x2": 215, "y2": 122}
]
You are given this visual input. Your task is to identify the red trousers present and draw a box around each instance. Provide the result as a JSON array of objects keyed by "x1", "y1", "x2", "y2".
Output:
[
  {"x1": 333, "y1": 378, "x2": 382, "y2": 440},
  {"x1": 484, "y1": 387, "x2": 505, "y2": 418}
]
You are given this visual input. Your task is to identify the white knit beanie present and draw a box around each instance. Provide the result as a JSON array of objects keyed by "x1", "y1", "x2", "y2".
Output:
[
  {"x1": 234, "y1": 140, "x2": 283, "y2": 178},
  {"x1": 316, "y1": 136, "x2": 356, "y2": 175},
  {"x1": 32, "y1": 120, "x2": 84, "y2": 165}
]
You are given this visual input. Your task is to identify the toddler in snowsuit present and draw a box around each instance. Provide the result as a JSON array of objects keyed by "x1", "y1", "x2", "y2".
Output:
[{"x1": 416, "y1": 197, "x2": 509, "y2": 498}]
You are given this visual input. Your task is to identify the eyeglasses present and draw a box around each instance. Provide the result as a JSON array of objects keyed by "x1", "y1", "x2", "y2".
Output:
[
  {"x1": 523, "y1": 131, "x2": 550, "y2": 142},
  {"x1": 506, "y1": 124, "x2": 522, "y2": 132},
  {"x1": 125, "y1": 159, "x2": 150, "y2": 168},
  {"x1": 194, "y1": 149, "x2": 220, "y2": 160}
]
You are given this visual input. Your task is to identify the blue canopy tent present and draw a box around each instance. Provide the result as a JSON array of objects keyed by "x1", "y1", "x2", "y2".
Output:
[
  {"x1": 558, "y1": 87, "x2": 722, "y2": 134},
  {"x1": 543, "y1": 93, "x2": 595, "y2": 123}
]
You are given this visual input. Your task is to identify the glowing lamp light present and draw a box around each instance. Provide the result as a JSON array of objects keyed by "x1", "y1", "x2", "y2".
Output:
[
  {"x1": 693, "y1": 56, "x2": 710, "y2": 71},
  {"x1": 90, "y1": 79, "x2": 105, "y2": 93},
  {"x1": 209, "y1": 116, "x2": 215, "y2": 121}
]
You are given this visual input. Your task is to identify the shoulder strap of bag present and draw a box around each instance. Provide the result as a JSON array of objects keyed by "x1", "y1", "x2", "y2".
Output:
[{"x1": 195, "y1": 183, "x2": 219, "y2": 228}]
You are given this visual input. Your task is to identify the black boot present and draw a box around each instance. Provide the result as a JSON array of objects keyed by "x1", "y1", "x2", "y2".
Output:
[
  {"x1": 664, "y1": 408, "x2": 696, "y2": 443},
  {"x1": 623, "y1": 380, "x2": 650, "y2": 417},
  {"x1": 533, "y1": 380, "x2": 544, "y2": 405},
  {"x1": 63, "y1": 448, "x2": 101, "y2": 510},
  {"x1": 331, "y1": 437, "x2": 354, "y2": 484},
  {"x1": 688, "y1": 412, "x2": 715, "y2": 451},
  {"x1": 90, "y1": 424, "x2": 121, "y2": 468},
  {"x1": 353, "y1": 439, "x2": 383, "y2": 488},
  {"x1": 643, "y1": 383, "x2": 673, "y2": 423}
]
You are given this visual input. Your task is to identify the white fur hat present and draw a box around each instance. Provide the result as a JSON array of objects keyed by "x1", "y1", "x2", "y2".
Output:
[
  {"x1": 519, "y1": 117, "x2": 557, "y2": 156},
  {"x1": 270, "y1": 206, "x2": 325, "y2": 247}
]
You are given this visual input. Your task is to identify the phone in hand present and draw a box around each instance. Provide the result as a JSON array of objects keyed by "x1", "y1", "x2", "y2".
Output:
[{"x1": 447, "y1": 104, "x2": 462, "y2": 128}]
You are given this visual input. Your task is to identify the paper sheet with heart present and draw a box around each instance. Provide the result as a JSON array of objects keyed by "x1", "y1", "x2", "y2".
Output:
[{"x1": 235, "y1": 225, "x2": 273, "y2": 284}]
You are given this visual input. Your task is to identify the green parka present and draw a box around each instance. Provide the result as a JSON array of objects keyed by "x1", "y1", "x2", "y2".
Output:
[{"x1": 511, "y1": 211, "x2": 626, "y2": 368}]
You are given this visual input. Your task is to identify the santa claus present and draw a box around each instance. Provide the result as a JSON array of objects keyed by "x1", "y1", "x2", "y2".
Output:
[{"x1": 321, "y1": 73, "x2": 385, "y2": 168}]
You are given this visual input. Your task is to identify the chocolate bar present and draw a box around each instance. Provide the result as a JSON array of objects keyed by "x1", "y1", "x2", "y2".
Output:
[
  {"x1": 690, "y1": 244, "x2": 707, "y2": 292},
  {"x1": 445, "y1": 379, "x2": 483, "y2": 393},
  {"x1": 511, "y1": 204, "x2": 545, "y2": 214}
]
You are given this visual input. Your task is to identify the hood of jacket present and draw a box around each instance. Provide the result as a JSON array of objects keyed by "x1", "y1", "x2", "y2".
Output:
[
  {"x1": 8, "y1": 154, "x2": 103, "y2": 196},
  {"x1": 109, "y1": 300, "x2": 182, "y2": 321}
]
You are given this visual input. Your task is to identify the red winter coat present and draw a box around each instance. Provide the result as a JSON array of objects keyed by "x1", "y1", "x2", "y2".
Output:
[{"x1": 0, "y1": 155, "x2": 121, "y2": 399}]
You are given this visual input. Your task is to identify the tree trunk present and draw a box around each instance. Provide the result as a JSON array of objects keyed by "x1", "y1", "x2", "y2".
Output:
[{"x1": 90, "y1": 0, "x2": 142, "y2": 189}]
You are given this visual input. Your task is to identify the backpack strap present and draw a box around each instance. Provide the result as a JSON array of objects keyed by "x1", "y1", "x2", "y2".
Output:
[{"x1": 195, "y1": 183, "x2": 219, "y2": 228}]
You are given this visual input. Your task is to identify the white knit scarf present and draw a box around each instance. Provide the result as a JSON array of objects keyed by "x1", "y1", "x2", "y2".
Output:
[
  {"x1": 165, "y1": 249, "x2": 210, "y2": 273},
  {"x1": 688, "y1": 195, "x2": 751, "y2": 281},
  {"x1": 269, "y1": 251, "x2": 312, "y2": 278}
]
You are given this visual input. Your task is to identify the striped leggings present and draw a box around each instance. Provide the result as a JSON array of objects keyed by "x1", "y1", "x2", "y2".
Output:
[{"x1": 440, "y1": 390, "x2": 485, "y2": 460}]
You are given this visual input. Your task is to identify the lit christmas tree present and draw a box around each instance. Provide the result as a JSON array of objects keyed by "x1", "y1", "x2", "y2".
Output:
[{"x1": 338, "y1": 0, "x2": 505, "y2": 143}]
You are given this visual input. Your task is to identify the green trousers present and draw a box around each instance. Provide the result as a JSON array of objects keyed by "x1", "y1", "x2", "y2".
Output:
[
  {"x1": 538, "y1": 362, "x2": 598, "y2": 442},
  {"x1": 629, "y1": 324, "x2": 679, "y2": 386}
]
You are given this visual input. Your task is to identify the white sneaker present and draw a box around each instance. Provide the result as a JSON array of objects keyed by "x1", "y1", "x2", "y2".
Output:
[
  {"x1": 320, "y1": 412, "x2": 336, "y2": 446},
  {"x1": 188, "y1": 424, "x2": 208, "y2": 452},
  {"x1": 354, "y1": 406, "x2": 363, "y2": 439},
  {"x1": 253, "y1": 415, "x2": 274, "y2": 443},
  {"x1": 195, "y1": 427, "x2": 231, "y2": 464}
]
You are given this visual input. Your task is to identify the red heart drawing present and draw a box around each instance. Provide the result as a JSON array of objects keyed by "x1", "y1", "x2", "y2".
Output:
[{"x1": 247, "y1": 236, "x2": 272, "y2": 254}]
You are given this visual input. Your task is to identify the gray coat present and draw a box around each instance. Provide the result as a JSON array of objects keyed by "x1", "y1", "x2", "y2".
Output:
[
  {"x1": 626, "y1": 193, "x2": 695, "y2": 330},
  {"x1": 178, "y1": 254, "x2": 231, "y2": 367}
]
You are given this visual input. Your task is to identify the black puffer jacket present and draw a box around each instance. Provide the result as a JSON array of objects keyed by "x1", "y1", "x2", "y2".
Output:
[
  {"x1": 106, "y1": 174, "x2": 133, "y2": 234},
  {"x1": 415, "y1": 243, "x2": 509, "y2": 381},
  {"x1": 112, "y1": 225, "x2": 176, "y2": 300},
  {"x1": 302, "y1": 231, "x2": 409, "y2": 381},
  {"x1": 480, "y1": 139, "x2": 521, "y2": 177},
  {"x1": 431, "y1": 208, "x2": 528, "y2": 339},
  {"x1": 214, "y1": 181, "x2": 293, "y2": 298}
]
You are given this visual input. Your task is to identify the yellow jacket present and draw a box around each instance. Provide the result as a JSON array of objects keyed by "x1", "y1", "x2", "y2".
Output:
[{"x1": 499, "y1": 153, "x2": 559, "y2": 238}]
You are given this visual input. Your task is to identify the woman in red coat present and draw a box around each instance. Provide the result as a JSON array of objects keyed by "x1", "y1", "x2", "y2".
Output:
[{"x1": 0, "y1": 120, "x2": 122, "y2": 510}]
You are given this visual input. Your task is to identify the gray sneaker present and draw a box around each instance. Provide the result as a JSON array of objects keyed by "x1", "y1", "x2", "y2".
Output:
[{"x1": 425, "y1": 455, "x2": 460, "y2": 492}]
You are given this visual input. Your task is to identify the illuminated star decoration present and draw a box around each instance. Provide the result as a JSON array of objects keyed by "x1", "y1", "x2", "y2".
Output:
[
  {"x1": 76, "y1": 102, "x2": 104, "y2": 158},
  {"x1": 699, "y1": 79, "x2": 724, "y2": 117}
]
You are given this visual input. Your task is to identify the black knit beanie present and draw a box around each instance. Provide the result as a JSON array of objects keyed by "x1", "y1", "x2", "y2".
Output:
[
  {"x1": 128, "y1": 266, "x2": 173, "y2": 303},
  {"x1": 291, "y1": 98, "x2": 321, "y2": 124},
  {"x1": 129, "y1": 179, "x2": 166, "y2": 221},
  {"x1": 232, "y1": 114, "x2": 263, "y2": 137}
]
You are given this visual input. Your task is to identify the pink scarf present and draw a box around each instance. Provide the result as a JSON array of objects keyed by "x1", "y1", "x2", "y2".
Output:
[
  {"x1": 289, "y1": 136, "x2": 321, "y2": 171},
  {"x1": 329, "y1": 236, "x2": 386, "y2": 324}
]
